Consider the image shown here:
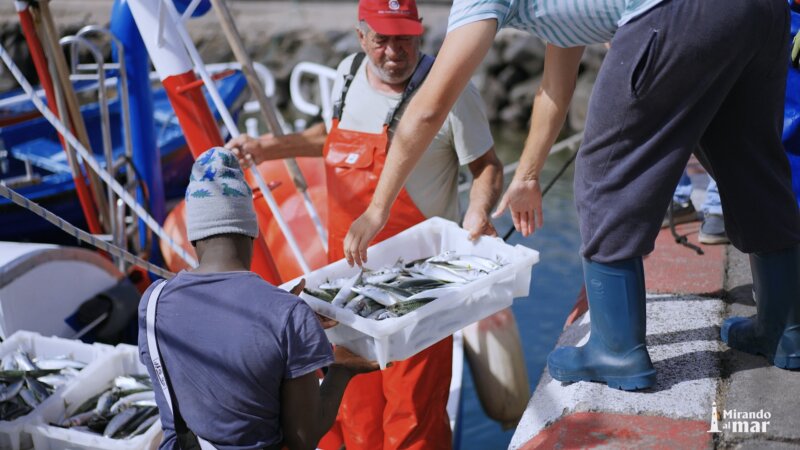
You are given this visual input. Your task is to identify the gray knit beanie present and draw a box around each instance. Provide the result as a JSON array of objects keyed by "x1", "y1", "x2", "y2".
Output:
[{"x1": 185, "y1": 147, "x2": 258, "y2": 242}]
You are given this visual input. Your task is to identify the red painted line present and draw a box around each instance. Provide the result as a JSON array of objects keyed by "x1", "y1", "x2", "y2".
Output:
[
  {"x1": 644, "y1": 223, "x2": 725, "y2": 295},
  {"x1": 520, "y1": 412, "x2": 712, "y2": 450}
]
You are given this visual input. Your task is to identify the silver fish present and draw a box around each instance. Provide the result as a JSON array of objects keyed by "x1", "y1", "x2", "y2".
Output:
[
  {"x1": 103, "y1": 406, "x2": 138, "y2": 438},
  {"x1": 366, "y1": 308, "x2": 387, "y2": 320},
  {"x1": 376, "y1": 311, "x2": 399, "y2": 320},
  {"x1": 351, "y1": 285, "x2": 400, "y2": 306},
  {"x1": 37, "y1": 373, "x2": 70, "y2": 388},
  {"x1": 362, "y1": 266, "x2": 403, "y2": 284},
  {"x1": 344, "y1": 295, "x2": 368, "y2": 314},
  {"x1": 331, "y1": 272, "x2": 362, "y2": 307},
  {"x1": 447, "y1": 255, "x2": 501, "y2": 272},
  {"x1": 127, "y1": 412, "x2": 158, "y2": 438},
  {"x1": 94, "y1": 389, "x2": 117, "y2": 416},
  {"x1": 358, "y1": 299, "x2": 384, "y2": 318},
  {"x1": 131, "y1": 399, "x2": 158, "y2": 408},
  {"x1": 386, "y1": 298, "x2": 436, "y2": 316},
  {"x1": 19, "y1": 388, "x2": 39, "y2": 408},
  {"x1": 113, "y1": 376, "x2": 151, "y2": 391},
  {"x1": 425, "y1": 262, "x2": 484, "y2": 281},
  {"x1": 427, "y1": 250, "x2": 458, "y2": 263},
  {"x1": 117, "y1": 406, "x2": 158, "y2": 438},
  {"x1": 302, "y1": 287, "x2": 336, "y2": 302},
  {"x1": 408, "y1": 264, "x2": 468, "y2": 283},
  {"x1": 59, "y1": 410, "x2": 96, "y2": 427},
  {"x1": 34, "y1": 358, "x2": 86, "y2": 371},
  {"x1": 13, "y1": 351, "x2": 37, "y2": 371},
  {"x1": 319, "y1": 277, "x2": 351, "y2": 291},
  {"x1": 110, "y1": 391, "x2": 156, "y2": 415},
  {"x1": 25, "y1": 376, "x2": 50, "y2": 402},
  {"x1": 0, "y1": 380, "x2": 23, "y2": 402}
]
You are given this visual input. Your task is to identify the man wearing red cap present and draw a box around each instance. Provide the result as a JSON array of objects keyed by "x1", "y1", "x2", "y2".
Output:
[{"x1": 228, "y1": 0, "x2": 501, "y2": 448}]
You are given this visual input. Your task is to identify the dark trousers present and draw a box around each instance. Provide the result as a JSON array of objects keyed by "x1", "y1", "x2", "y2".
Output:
[{"x1": 576, "y1": 0, "x2": 800, "y2": 262}]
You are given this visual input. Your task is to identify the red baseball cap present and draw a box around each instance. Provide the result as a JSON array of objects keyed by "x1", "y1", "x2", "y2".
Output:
[{"x1": 358, "y1": 0, "x2": 423, "y2": 36}]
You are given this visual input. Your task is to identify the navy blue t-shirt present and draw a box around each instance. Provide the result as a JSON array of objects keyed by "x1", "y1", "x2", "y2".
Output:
[{"x1": 138, "y1": 271, "x2": 334, "y2": 450}]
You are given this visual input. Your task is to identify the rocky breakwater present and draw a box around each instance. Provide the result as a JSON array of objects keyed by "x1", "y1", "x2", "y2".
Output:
[
  {"x1": 0, "y1": 1, "x2": 605, "y2": 132},
  {"x1": 195, "y1": 24, "x2": 606, "y2": 133}
]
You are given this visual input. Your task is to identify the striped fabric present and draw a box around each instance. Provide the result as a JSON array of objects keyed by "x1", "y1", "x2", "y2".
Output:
[{"x1": 448, "y1": 0, "x2": 664, "y2": 47}]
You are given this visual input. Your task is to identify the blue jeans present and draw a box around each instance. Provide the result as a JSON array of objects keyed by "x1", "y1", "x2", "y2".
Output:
[{"x1": 673, "y1": 171, "x2": 722, "y2": 216}]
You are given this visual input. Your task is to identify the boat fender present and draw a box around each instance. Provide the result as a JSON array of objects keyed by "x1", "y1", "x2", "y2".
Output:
[
  {"x1": 72, "y1": 278, "x2": 140, "y2": 344},
  {"x1": 463, "y1": 308, "x2": 530, "y2": 429}
]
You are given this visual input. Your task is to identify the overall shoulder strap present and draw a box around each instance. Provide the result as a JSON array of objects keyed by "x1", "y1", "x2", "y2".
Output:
[
  {"x1": 384, "y1": 53, "x2": 435, "y2": 126},
  {"x1": 404, "y1": 53, "x2": 435, "y2": 99},
  {"x1": 332, "y1": 52, "x2": 366, "y2": 120}
]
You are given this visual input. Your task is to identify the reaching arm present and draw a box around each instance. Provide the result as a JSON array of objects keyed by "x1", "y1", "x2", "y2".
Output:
[
  {"x1": 280, "y1": 346, "x2": 379, "y2": 450},
  {"x1": 226, "y1": 122, "x2": 328, "y2": 167},
  {"x1": 463, "y1": 147, "x2": 504, "y2": 240},
  {"x1": 492, "y1": 44, "x2": 584, "y2": 236},
  {"x1": 279, "y1": 366, "x2": 350, "y2": 450},
  {"x1": 343, "y1": 19, "x2": 498, "y2": 266}
]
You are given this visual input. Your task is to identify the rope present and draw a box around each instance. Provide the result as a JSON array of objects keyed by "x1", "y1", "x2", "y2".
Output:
[
  {"x1": 666, "y1": 201, "x2": 704, "y2": 255},
  {"x1": 457, "y1": 132, "x2": 583, "y2": 194},
  {"x1": 0, "y1": 184, "x2": 175, "y2": 279},
  {"x1": 0, "y1": 43, "x2": 198, "y2": 268}
]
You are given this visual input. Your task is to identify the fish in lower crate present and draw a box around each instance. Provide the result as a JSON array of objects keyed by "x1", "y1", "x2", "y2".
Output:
[
  {"x1": 303, "y1": 251, "x2": 505, "y2": 320},
  {"x1": 52, "y1": 374, "x2": 158, "y2": 439},
  {"x1": 0, "y1": 350, "x2": 86, "y2": 421}
]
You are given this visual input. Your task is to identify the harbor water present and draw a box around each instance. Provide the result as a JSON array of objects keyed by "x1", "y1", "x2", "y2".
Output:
[{"x1": 458, "y1": 128, "x2": 584, "y2": 449}]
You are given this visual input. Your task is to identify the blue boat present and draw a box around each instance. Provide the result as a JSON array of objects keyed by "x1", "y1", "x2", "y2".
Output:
[{"x1": 0, "y1": 71, "x2": 248, "y2": 243}]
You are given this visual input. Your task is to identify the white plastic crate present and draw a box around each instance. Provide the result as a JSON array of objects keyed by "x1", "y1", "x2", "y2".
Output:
[
  {"x1": 281, "y1": 217, "x2": 539, "y2": 368},
  {"x1": 0, "y1": 331, "x2": 112, "y2": 450},
  {"x1": 26, "y1": 344, "x2": 161, "y2": 450}
]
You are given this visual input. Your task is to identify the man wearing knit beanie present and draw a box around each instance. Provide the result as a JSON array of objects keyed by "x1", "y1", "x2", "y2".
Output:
[{"x1": 138, "y1": 147, "x2": 377, "y2": 450}]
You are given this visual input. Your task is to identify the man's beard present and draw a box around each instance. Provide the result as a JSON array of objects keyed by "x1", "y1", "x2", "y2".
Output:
[{"x1": 368, "y1": 59, "x2": 416, "y2": 85}]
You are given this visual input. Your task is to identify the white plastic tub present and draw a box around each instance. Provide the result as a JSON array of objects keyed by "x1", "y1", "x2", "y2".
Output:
[
  {"x1": 281, "y1": 217, "x2": 539, "y2": 368},
  {"x1": 0, "y1": 331, "x2": 112, "y2": 450},
  {"x1": 26, "y1": 344, "x2": 161, "y2": 450}
]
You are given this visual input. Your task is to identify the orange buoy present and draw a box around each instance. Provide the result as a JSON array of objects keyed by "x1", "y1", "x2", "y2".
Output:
[
  {"x1": 463, "y1": 307, "x2": 530, "y2": 429},
  {"x1": 160, "y1": 157, "x2": 328, "y2": 281}
]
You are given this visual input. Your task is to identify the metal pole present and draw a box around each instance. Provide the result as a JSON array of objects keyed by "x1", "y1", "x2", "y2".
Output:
[
  {"x1": 0, "y1": 43, "x2": 199, "y2": 268},
  {"x1": 161, "y1": 0, "x2": 312, "y2": 273},
  {"x1": 209, "y1": 0, "x2": 328, "y2": 251}
]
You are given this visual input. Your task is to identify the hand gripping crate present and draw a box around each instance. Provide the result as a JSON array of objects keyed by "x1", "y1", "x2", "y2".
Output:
[
  {"x1": 0, "y1": 331, "x2": 112, "y2": 450},
  {"x1": 26, "y1": 344, "x2": 161, "y2": 450},
  {"x1": 281, "y1": 217, "x2": 540, "y2": 369}
]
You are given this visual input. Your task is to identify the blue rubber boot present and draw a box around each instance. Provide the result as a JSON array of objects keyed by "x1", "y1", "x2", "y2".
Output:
[
  {"x1": 547, "y1": 257, "x2": 656, "y2": 391},
  {"x1": 721, "y1": 245, "x2": 800, "y2": 369}
]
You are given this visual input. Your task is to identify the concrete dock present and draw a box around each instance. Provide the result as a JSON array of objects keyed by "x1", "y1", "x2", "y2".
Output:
[{"x1": 510, "y1": 219, "x2": 800, "y2": 449}]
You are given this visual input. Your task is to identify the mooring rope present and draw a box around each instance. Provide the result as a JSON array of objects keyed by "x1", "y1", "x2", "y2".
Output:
[
  {"x1": 0, "y1": 43, "x2": 198, "y2": 268},
  {"x1": 0, "y1": 184, "x2": 175, "y2": 279}
]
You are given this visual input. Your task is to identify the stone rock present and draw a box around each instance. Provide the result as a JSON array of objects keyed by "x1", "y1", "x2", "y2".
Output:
[
  {"x1": 480, "y1": 45, "x2": 503, "y2": 75},
  {"x1": 502, "y1": 34, "x2": 545, "y2": 76},
  {"x1": 422, "y1": 24, "x2": 447, "y2": 56},
  {"x1": 568, "y1": 70, "x2": 597, "y2": 132},
  {"x1": 479, "y1": 76, "x2": 507, "y2": 122},
  {"x1": 496, "y1": 65, "x2": 527, "y2": 89},
  {"x1": 499, "y1": 102, "x2": 528, "y2": 127},
  {"x1": 581, "y1": 44, "x2": 607, "y2": 72},
  {"x1": 508, "y1": 77, "x2": 540, "y2": 107},
  {"x1": 333, "y1": 31, "x2": 361, "y2": 57},
  {"x1": 196, "y1": 35, "x2": 234, "y2": 65}
]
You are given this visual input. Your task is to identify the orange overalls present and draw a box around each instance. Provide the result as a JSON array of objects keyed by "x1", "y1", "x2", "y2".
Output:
[{"x1": 318, "y1": 53, "x2": 453, "y2": 450}]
